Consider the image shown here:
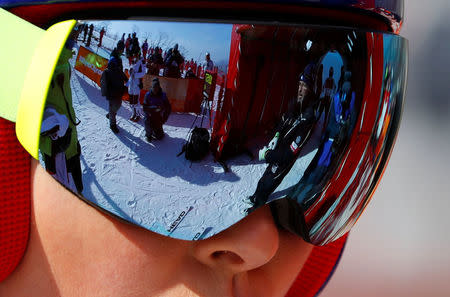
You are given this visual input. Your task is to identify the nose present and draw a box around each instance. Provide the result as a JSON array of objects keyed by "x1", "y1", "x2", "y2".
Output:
[{"x1": 192, "y1": 205, "x2": 279, "y2": 274}]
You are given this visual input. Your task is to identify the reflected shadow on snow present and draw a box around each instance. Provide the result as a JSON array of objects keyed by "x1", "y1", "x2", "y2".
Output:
[
  {"x1": 166, "y1": 112, "x2": 212, "y2": 130},
  {"x1": 113, "y1": 124, "x2": 240, "y2": 185},
  {"x1": 79, "y1": 154, "x2": 135, "y2": 223},
  {"x1": 72, "y1": 66, "x2": 241, "y2": 186},
  {"x1": 73, "y1": 71, "x2": 109, "y2": 113}
]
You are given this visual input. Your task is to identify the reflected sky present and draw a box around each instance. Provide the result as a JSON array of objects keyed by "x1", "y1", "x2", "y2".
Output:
[
  {"x1": 320, "y1": 51, "x2": 344, "y2": 87},
  {"x1": 106, "y1": 20, "x2": 233, "y2": 62}
]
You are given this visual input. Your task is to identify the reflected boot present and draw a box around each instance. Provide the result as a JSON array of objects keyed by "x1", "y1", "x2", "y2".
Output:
[
  {"x1": 244, "y1": 193, "x2": 267, "y2": 215},
  {"x1": 130, "y1": 114, "x2": 141, "y2": 122},
  {"x1": 242, "y1": 196, "x2": 255, "y2": 207},
  {"x1": 245, "y1": 204, "x2": 259, "y2": 215},
  {"x1": 130, "y1": 108, "x2": 141, "y2": 122},
  {"x1": 242, "y1": 195, "x2": 258, "y2": 214}
]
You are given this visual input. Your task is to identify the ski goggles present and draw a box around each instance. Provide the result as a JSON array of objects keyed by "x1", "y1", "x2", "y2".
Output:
[{"x1": 1, "y1": 9, "x2": 408, "y2": 246}]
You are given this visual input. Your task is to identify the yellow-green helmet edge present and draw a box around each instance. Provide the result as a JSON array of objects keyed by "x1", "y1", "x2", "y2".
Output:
[{"x1": 13, "y1": 10, "x2": 76, "y2": 159}]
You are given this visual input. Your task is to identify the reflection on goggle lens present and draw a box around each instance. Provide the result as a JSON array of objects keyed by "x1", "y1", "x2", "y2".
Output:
[{"x1": 38, "y1": 20, "x2": 407, "y2": 245}]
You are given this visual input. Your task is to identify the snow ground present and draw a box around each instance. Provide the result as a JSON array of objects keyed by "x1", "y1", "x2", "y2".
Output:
[{"x1": 60, "y1": 42, "x2": 321, "y2": 240}]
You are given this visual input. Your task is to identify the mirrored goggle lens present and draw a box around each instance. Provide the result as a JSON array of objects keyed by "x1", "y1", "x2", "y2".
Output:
[{"x1": 36, "y1": 20, "x2": 407, "y2": 245}]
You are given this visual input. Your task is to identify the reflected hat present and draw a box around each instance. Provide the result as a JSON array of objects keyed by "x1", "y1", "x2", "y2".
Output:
[
  {"x1": 299, "y1": 62, "x2": 316, "y2": 90},
  {"x1": 108, "y1": 57, "x2": 119, "y2": 69},
  {"x1": 152, "y1": 77, "x2": 160, "y2": 87}
]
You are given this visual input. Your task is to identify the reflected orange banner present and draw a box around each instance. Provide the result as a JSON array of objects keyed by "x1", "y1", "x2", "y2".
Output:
[{"x1": 74, "y1": 46, "x2": 108, "y2": 86}]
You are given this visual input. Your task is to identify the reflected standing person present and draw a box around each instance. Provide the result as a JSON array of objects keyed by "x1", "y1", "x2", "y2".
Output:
[
  {"x1": 142, "y1": 38, "x2": 148, "y2": 61},
  {"x1": 86, "y1": 23, "x2": 94, "y2": 47},
  {"x1": 127, "y1": 53, "x2": 146, "y2": 122},
  {"x1": 163, "y1": 43, "x2": 184, "y2": 78},
  {"x1": 82, "y1": 22, "x2": 88, "y2": 42},
  {"x1": 202, "y1": 52, "x2": 214, "y2": 71},
  {"x1": 319, "y1": 66, "x2": 336, "y2": 120},
  {"x1": 39, "y1": 34, "x2": 83, "y2": 194},
  {"x1": 98, "y1": 27, "x2": 105, "y2": 47},
  {"x1": 147, "y1": 46, "x2": 163, "y2": 75},
  {"x1": 110, "y1": 41, "x2": 125, "y2": 71},
  {"x1": 100, "y1": 57, "x2": 128, "y2": 134}
]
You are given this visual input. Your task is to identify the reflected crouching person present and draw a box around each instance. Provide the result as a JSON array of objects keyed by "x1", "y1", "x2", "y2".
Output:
[
  {"x1": 143, "y1": 78, "x2": 171, "y2": 142},
  {"x1": 100, "y1": 57, "x2": 128, "y2": 134},
  {"x1": 39, "y1": 36, "x2": 83, "y2": 194},
  {"x1": 185, "y1": 67, "x2": 196, "y2": 78}
]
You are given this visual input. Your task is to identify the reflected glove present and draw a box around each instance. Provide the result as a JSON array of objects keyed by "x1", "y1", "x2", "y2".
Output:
[
  {"x1": 41, "y1": 107, "x2": 69, "y2": 140},
  {"x1": 268, "y1": 132, "x2": 280, "y2": 150},
  {"x1": 260, "y1": 132, "x2": 281, "y2": 161},
  {"x1": 259, "y1": 146, "x2": 269, "y2": 161}
]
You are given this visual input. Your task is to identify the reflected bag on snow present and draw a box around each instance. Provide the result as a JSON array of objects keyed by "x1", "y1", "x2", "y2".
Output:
[{"x1": 183, "y1": 127, "x2": 210, "y2": 161}]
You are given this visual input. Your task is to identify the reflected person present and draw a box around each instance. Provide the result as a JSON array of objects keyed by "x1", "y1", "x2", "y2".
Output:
[
  {"x1": 100, "y1": 57, "x2": 128, "y2": 134},
  {"x1": 39, "y1": 35, "x2": 83, "y2": 194},
  {"x1": 294, "y1": 72, "x2": 355, "y2": 207},
  {"x1": 143, "y1": 78, "x2": 172, "y2": 142},
  {"x1": 318, "y1": 66, "x2": 336, "y2": 126},
  {"x1": 246, "y1": 76, "x2": 318, "y2": 214}
]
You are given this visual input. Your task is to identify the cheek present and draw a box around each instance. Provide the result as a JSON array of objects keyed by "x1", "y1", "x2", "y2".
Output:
[
  {"x1": 249, "y1": 230, "x2": 313, "y2": 297},
  {"x1": 32, "y1": 160, "x2": 193, "y2": 296}
]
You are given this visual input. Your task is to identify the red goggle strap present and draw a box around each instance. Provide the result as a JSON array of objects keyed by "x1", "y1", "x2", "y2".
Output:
[{"x1": 0, "y1": 118, "x2": 31, "y2": 282}]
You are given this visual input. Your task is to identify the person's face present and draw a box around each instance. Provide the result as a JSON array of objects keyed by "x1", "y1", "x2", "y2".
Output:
[
  {"x1": 153, "y1": 83, "x2": 161, "y2": 93},
  {"x1": 5, "y1": 160, "x2": 313, "y2": 297},
  {"x1": 297, "y1": 81, "x2": 310, "y2": 101},
  {"x1": 206, "y1": 54, "x2": 210, "y2": 61}
]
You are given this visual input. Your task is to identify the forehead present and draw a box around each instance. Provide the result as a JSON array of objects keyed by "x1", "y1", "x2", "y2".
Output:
[{"x1": 298, "y1": 81, "x2": 308, "y2": 88}]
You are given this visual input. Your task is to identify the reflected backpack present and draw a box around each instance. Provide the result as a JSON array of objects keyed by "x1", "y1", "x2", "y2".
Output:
[{"x1": 182, "y1": 127, "x2": 210, "y2": 161}]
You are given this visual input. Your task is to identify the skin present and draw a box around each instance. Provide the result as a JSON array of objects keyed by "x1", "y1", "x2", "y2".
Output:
[
  {"x1": 0, "y1": 160, "x2": 313, "y2": 297},
  {"x1": 297, "y1": 81, "x2": 310, "y2": 103}
]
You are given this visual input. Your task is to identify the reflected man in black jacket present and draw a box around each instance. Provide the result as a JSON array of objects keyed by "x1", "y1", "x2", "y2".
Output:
[
  {"x1": 100, "y1": 57, "x2": 128, "y2": 134},
  {"x1": 246, "y1": 77, "x2": 318, "y2": 214}
]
